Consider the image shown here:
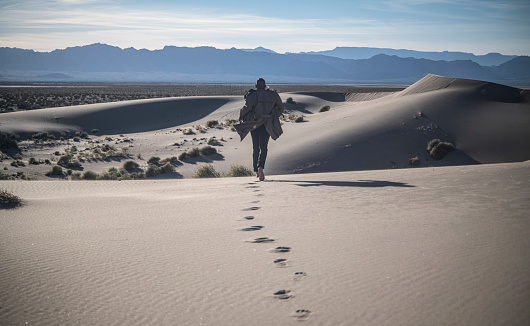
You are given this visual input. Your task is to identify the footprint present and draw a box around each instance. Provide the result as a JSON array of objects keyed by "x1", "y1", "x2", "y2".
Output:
[
  {"x1": 243, "y1": 207, "x2": 261, "y2": 211},
  {"x1": 253, "y1": 190, "x2": 263, "y2": 193},
  {"x1": 293, "y1": 272, "x2": 307, "y2": 281},
  {"x1": 248, "y1": 237, "x2": 275, "y2": 243},
  {"x1": 274, "y1": 258, "x2": 288, "y2": 268},
  {"x1": 251, "y1": 200, "x2": 260, "y2": 204},
  {"x1": 292, "y1": 309, "x2": 312, "y2": 321},
  {"x1": 269, "y1": 246, "x2": 291, "y2": 253},
  {"x1": 273, "y1": 289, "x2": 293, "y2": 300},
  {"x1": 245, "y1": 185, "x2": 260, "y2": 189},
  {"x1": 243, "y1": 216, "x2": 255, "y2": 220},
  {"x1": 238, "y1": 226, "x2": 264, "y2": 231}
]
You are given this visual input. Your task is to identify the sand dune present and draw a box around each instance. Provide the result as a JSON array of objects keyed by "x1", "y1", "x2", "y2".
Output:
[
  {"x1": 0, "y1": 96, "x2": 239, "y2": 137},
  {"x1": 1, "y1": 162, "x2": 529, "y2": 325},
  {"x1": 1, "y1": 74, "x2": 529, "y2": 178},
  {"x1": 267, "y1": 75, "x2": 530, "y2": 174}
]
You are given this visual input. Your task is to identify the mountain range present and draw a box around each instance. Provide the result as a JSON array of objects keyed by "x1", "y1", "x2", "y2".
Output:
[{"x1": 0, "y1": 43, "x2": 528, "y2": 85}]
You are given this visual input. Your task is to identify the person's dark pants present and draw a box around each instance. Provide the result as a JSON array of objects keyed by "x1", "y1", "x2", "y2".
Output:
[{"x1": 250, "y1": 125, "x2": 270, "y2": 172}]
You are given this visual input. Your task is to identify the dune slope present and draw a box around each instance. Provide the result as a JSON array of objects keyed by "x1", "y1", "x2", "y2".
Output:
[
  {"x1": 267, "y1": 75, "x2": 530, "y2": 174},
  {"x1": 1, "y1": 162, "x2": 529, "y2": 325}
]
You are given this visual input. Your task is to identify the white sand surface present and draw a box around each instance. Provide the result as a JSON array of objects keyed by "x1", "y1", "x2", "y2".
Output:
[{"x1": 1, "y1": 162, "x2": 529, "y2": 326}]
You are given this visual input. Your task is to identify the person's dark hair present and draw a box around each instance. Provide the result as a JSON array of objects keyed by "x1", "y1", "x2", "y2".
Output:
[{"x1": 256, "y1": 78, "x2": 266, "y2": 89}]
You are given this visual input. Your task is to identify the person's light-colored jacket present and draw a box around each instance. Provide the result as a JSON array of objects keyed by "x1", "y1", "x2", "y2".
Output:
[{"x1": 234, "y1": 88, "x2": 285, "y2": 141}]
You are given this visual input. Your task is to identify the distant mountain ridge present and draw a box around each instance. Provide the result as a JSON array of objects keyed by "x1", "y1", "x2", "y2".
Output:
[
  {"x1": 301, "y1": 47, "x2": 517, "y2": 66},
  {"x1": 0, "y1": 43, "x2": 528, "y2": 84}
]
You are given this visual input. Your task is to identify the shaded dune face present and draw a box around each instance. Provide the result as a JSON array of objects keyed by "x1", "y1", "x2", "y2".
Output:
[
  {"x1": 0, "y1": 97, "x2": 233, "y2": 137},
  {"x1": 267, "y1": 75, "x2": 530, "y2": 174}
]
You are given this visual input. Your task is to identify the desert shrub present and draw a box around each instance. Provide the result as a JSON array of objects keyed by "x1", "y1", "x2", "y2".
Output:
[
  {"x1": 28, "y1": 157, "x2": 39, "y2": 165},
  {"x1": 427, "y1": 139, "x2": 455, "y2": 160},
  {"x1": 193, "y1": 164, "x2": 220, "y2": 178},
  {"x1": 0, "y1": 132, "x2": 19, "y2": 152},
  {"x1": 178, "y1": 152, "x2": 189, "y2": 161},
  {"x1": 80, "y1": 132, "x2": 89, "y2": 139},
  {"x1": 206, "y1": 120, "x2": 219, "y2": 128},
  {"x1": 101, "y1": 144, "x2": 114, "y2": 152},
  {"x1": 82, "y1": 171, "x2": 98, "y2": 180},
  {"x1": 224, "y1": 119, "x2": 238, "y2": 127},
  {"x1": 10, "y1": 160, "x2": 25, "y2": 167},
  {"x1": 70, "y1": 172, "x2": 82, "y2": 180},
  {"x1": 187, "y1": 147, "x2": 201, "y2": 158},
  {"x1": 159, "y1": 163, "x2": 175, "y2": 174},
  {"x1": 319, "y1": 105, "x2": 330, "y2": 112},
  {"x1": 144, "y1": 165, "x2": 159, "y2": 178},
  {"x1": 0, "y1": 189, "x2": 23, "y2": 208},
  {"x1": 91, "y1": 129, "x2": 100, "y2": 134},
  {"x1": 147, "y1": 156, "x2": 161, "y2": 165},
  {"x1": 286, "y1": 97, "x2": 296, "y2": 104},
  {"x1": 409, "y1": 156, "x2": 421, "y2": 166},
  {"x1": 224, "y1": 165, "x2": 253, "y2": 177},
  {"x1": 32, "y1": 131, "x2": 55, "y2": 141},
  {"x1": 45, "y1": 165, "x2": 63, "y2": 176},
  {"x1": 123, "y1": 160, "x2": 139, "y2": 171},
  {"x1": 57, "y1": 154, "x2": 73, "y2": 166},
  {"x1": 73, "y1": 137, "x2": 80, "y2": 142},
  {"x1": 161, "y1": 156, "x2": 179, "y2": 164},
  {"x1": 0, "y1": 172, "x2": 11, "y2": 180},
  {"x1": 294, "y1": 115, "x2": 304, "y2": 123},
  {"x1": 200, "y1": 146, "x2": 217, "y2": 156},
  {"x1": 427, "y1": 139, "x2": 441, "y2": 152},
  {"x1": 208, "y1": 137, "x2": 221, "y2": 146},
  {"x1": 183, "y1": 128, "x2": 195, "y2": 135}
]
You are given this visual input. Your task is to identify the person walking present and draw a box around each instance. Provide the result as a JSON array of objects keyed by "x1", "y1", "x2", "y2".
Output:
[{"x1": 234, "y1": 78, "x2": 285, "y2": 181}]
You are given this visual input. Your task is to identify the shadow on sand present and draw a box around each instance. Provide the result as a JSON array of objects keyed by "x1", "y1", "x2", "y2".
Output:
[{"x1": 275, "y1": 179, "x2": 415, "y2": 188}]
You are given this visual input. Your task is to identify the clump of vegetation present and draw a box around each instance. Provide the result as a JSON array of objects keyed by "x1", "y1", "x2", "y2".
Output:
[
  {"x1": 145, "y1": 163, "x2": 175, "y2": 178},
  {"x1": 319, "y1": 105, "x2": 330, "y2": 112},
  {"x1": 183, "y1": 128, "x2": 195, "y2": 135},
  {"x1": 179, "y1": 146, "x2": 217, "y2": 161},
  {"x1": 200, "y1": 146, "x2": 217, "y2": 156},
  {"x1": 193, "y1": 164, "x2": 221, "y2": 178},
  {"x1": 10, "y1": 160, "x2": 25, "y2": 167},
  {"x1": 147, "y1": 156, "x2": 161, "y2": 165},
  {"x1": 123, "y1": 160, "x2": 140, "y2": 171},
  {"x1": 75, "y1": 131, "x2": 89, "y2": 139},
  {"x1": 427, "y1": 139, "x2": 455, "y2": 160},
  {"x1": 57, "y1": 154, "x2": 82, "y2": 168},
  {"x1": 208, "y1": 137, "x2": 222, "y2": 146},
  {"x1": 32, "y1": 131, "x2": 56, "y2": 142},
  {"x1": 288, "y1": 113, "x2": 304, "y2": 123},
  {"x1": 0, "y1": 132, "x2": 20, "y2": 152},
  {"x1": 409, "y1": 156, "x2": 421, "y2": 166},
  {"x1": 224, "y1": 165, "x2": 254, "y2": 177},
  {"x1": 82, "y1": 171, "x2": 98, "y2": 180},
  {"x1": 0, "y1": 189, "x2": 23, "y2": 209},
  {"x1": 45, "y1": 165, "x2": 63, "y2": 177},
  {"x1": 286, "y1": 97, "x2": 296, "y2": 104},
  {"x1": 91, "y1": 129, "x2": 100, "y2": 134},
  {"x1": 206, "y1": 120, "x2": 219, "y2": 128}
]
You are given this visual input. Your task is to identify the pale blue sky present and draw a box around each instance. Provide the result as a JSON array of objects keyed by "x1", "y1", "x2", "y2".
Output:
[{"x1": 0, "y1": 0, "x2": 529, "y2": 55}]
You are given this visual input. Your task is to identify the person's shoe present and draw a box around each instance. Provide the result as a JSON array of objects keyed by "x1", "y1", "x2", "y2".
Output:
[{"x1": 258, "y1": 167, "x2": 265, "y2": 181}]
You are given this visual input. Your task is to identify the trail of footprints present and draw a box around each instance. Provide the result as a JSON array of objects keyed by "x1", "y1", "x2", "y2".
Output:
[{"x1": 238, "y1": 181, "x2": 313, "y2": 322}]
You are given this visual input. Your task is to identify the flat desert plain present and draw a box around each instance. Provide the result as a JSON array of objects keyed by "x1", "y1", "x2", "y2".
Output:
[{"x1": 1, "y1": 75, "x2": 529, "y2": 325}]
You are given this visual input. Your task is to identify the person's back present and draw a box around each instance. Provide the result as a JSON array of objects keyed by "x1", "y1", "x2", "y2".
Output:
[{"x1": 235, "y1": 78, "x2": 285, "y2": 181}]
